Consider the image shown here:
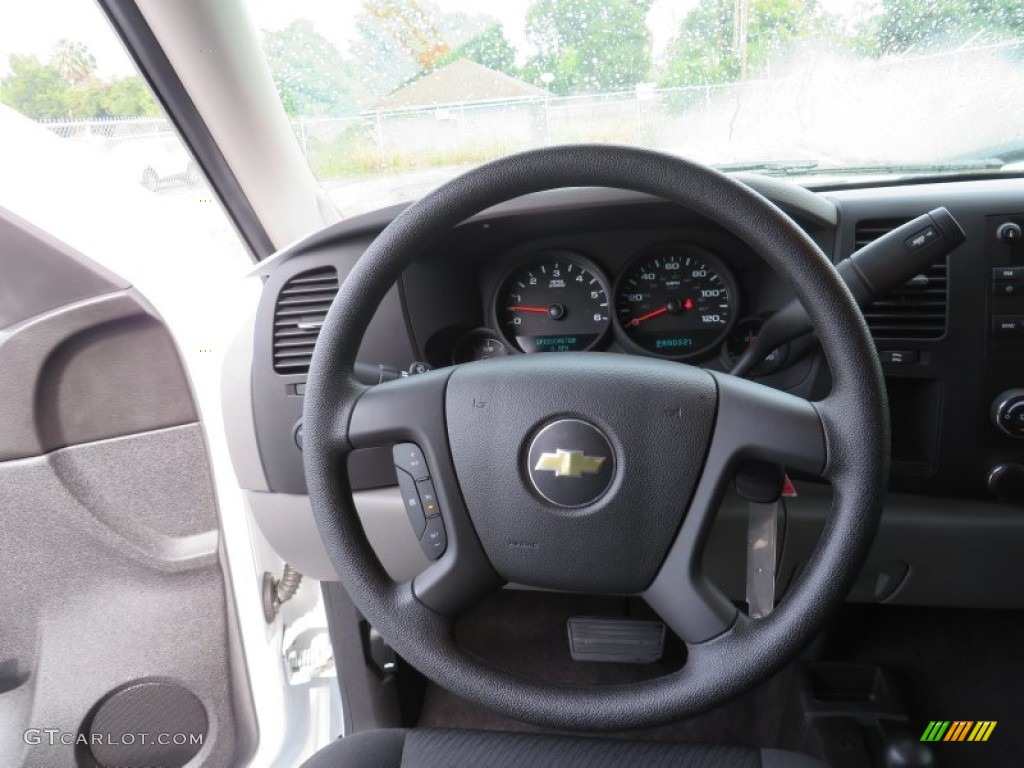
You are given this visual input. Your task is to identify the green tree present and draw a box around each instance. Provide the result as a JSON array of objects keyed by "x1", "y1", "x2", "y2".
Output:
[
  {"x1": 661, "y1": 0, "x2": 737, "y2": 87},
  {"x1": 0, "y1": 54, "x2": 69, "y2": 119},
  {"x1": 64, "y1": 79, "x2": 104, "y2": 117},
  {"x1": 433, "y1": 19, "x2": 518, "y2": 76},
  {"x1": 263, "y1": 20, "x2": 365, "y2": 116},
  {"x1": 1, "y1": 50, "x2": 161, "y2": 119},
  {"x1": 351, "y1": 11, "x2": 420, "y2": 102},
  {"x1": 661, "y1": 0, "x2": 824, "y2": 87},
  {"x1": 858, "y1": 0, "x2": 1024, "y2": 56},
  {"x1": 98, "y1": 77, "x2": 160, "y2": 116},
  {"x1": 524, "y1": 0, "x2": 654, "y2": 95},
  {"x1": 353, "y1": 3, "x2": 519, "y2": 102},
  {"x1": 62, "y1": 77, "x2": 158, "y2": 118},
  {"x1": 52, "y1": 39, "x2": 97, "y2": 86}
]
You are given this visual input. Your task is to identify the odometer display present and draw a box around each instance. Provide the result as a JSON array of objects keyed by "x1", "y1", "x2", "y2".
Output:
[
  {"x1": 498, "y1": 252, "x2": 611, "y2": 353},
  {"x1": 615, "y1": 248, "x2": 736, "y2": 358}
]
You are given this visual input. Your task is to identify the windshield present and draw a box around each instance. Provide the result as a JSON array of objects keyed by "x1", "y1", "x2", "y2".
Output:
[{"x1": 247, "y1": 0, "x2": 1024, "y2": 216}]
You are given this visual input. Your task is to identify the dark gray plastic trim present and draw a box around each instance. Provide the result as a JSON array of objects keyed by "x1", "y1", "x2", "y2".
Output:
[
  {"x1": 0, "y1": 289, "x2": 197, "y2": 461},
  {"x1": 252, "y1": 244, "x2": 420, "y2": 495},
  {"x1": 779, "y1": 481, "x2": 1024, "y2": 609},
  {"x1": 0, "y1": 207, "x2": 127, "y2": 328},
  {"x1": 257, "y1": 176, "x2": 836, "y2": 274}
]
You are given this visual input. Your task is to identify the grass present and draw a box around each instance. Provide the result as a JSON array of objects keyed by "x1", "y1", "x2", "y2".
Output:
[{"x1": 304, "y1": 123, "x2": 522, "y2": 180}]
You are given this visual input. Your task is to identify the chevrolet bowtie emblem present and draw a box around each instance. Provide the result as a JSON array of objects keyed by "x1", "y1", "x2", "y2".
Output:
[{"x1": 534, "y1": 449, "x2": 606, "y2": 478}]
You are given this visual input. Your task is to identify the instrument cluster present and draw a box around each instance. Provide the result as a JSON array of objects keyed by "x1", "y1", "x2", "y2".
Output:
[{"x1": 453, "y1": 244, "x2": 781, "y2": 369}]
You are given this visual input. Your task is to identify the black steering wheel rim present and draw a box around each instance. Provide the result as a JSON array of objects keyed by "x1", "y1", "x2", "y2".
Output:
[{"x1": 303, "y1": 145, "x2": 889, "y2": 730}]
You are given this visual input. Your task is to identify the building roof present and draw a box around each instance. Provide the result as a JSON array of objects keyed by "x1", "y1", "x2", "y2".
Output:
[{"x1": 374, "y1": 59, "x2": 546, "y2": 111}]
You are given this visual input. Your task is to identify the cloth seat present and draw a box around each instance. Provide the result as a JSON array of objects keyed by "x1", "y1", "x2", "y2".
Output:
[{"x1": 300, "y1": 728, "x2": 828, "y2": 768}]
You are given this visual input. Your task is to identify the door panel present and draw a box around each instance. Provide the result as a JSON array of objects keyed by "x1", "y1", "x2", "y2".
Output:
[{"x1": 0, "y1": 207, "x2": 252, "y2": 767}]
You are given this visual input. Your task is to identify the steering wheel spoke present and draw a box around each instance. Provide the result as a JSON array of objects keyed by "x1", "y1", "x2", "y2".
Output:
[
  {"x1": 644, "y1": 372, "x2": 828, "y2": 645},
  {"x1": 347, "y1": 368, "x2": 451, "y2": 448},
  {"x1": 347, "y1": 369, "x2": 502, "y2": 615},
  {"x1": 709, "y1": 372, "x2": 829, "y2": 478}
]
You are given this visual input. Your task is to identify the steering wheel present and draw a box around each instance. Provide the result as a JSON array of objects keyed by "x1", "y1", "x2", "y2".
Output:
[{"x1": 303, "y1": 145, "x2": 888, "y2": 730}]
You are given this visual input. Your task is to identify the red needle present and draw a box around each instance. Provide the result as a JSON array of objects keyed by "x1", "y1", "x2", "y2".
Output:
[
  {"x1": 628, "y1": 307, "x2": 668, "y2": 327},
  {"x1": 508, "y1": 306, "x2": 550, "y2": 314}
]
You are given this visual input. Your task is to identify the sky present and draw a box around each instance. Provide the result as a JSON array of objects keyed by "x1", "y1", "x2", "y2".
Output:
[
  {"x1": 0, "y1": 0, "x2": 135, "y2": 77},
  {"x1": 0, "y1": 0, "x2": 877, "y2": 79}
]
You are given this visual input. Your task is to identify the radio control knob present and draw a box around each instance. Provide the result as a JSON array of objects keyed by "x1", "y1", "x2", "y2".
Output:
[{"x1": 992, "y1": 389, "x2": 1024, "y2": 438}]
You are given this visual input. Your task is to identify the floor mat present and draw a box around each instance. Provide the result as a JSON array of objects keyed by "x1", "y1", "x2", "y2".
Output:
[
  {"x1": 418, "y1": 590, "x2": 792, "y2": 748},
  {"x1": 416, "y1": 593, "x2": 1024, "y2": 767}
]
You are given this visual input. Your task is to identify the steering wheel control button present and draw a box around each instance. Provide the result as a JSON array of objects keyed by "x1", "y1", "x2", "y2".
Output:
[
  {"x1": 420, "y1": 516, "x2": 447, "y2": 560},
  {"x1": 393, "y1": 442, "x2": 429, "y2": 480},
  {"x1": 396, "y1": 468, "x2": 427, "y2": 537},
  {"x1": 416, "y1": 478, "x2": 441, "y2": 517},
  {"x1": 527, "y1": 419, "x2": 615, "y2": 508}
]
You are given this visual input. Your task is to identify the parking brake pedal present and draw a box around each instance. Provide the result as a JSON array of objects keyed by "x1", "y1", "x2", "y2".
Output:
[{"x1": 567, "y1": 617, "x2": 665, "y2": 664}]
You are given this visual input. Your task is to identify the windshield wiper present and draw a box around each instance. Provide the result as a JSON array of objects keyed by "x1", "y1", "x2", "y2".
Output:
[
  {"x1": 715, "y1": 159, "x2": 819, "y2": 174},
  {"x1": 951, "y1": 139, "x2": 1024, "y2": 167},
  {"x1": 719, "y1": 158, "x2": 1009, "y2": 179},
  {"x1": 792, "y1": 159, "x2": 1007, "y2": 176}
]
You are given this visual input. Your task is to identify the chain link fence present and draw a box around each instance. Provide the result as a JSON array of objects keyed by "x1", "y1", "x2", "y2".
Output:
[
  {"x1": 35, "y1": 85, "x2": 744, "y2": 187},
  {"x1": 289, "y1": 84, "x2": 750, "y2": 178}
]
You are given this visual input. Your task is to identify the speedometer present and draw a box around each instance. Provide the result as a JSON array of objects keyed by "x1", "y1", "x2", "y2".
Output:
[
  {"x1": 497, "y1": 252, "x2": 611, "y2": 353},
  {"x1": 614, "y1": 247, "x2": 737, "y2": 359}
]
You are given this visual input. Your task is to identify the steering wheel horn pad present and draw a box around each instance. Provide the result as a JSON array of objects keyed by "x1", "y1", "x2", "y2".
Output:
[
  {"x1": 446, "y1": 353, "x2": 716, "y2": 594},
  {"x1": 303, "y1": 145, "x2": 888, "y2": 730}
]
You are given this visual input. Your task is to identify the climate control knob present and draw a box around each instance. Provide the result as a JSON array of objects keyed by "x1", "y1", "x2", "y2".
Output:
[
  {"x1": 996, "y1": 222, "x2": 1022, "y2": 244},
  {"x1": 992, "y1": 389, "x2": 1024, "y2": 438},
  {"x1": 988, "y1": 464, "x2": 1024, "y2": 502}
]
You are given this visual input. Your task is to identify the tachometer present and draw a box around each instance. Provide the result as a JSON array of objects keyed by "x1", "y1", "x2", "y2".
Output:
[
  {"x1": 615, "y1": 247, "x2": 737, "y2": 359},
  {"x1": 497, "y1": 252, "x2": 611, "y2": 353}
]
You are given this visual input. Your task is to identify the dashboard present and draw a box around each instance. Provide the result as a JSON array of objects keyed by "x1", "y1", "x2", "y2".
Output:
[
  {"x1": 252, "y1": 177, "x2": 1024, "y2": 501},
  {"x1": 235, "y1": 174, "x2": 1024, "y2": 607}
]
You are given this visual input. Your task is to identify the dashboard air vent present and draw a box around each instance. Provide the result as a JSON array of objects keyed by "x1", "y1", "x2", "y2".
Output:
[
  {"x1": 272, "y1": 267, "x2": 339, "y2": 374},
  {"x1": 855, "y1": 219, "x2": 948, "y2": 340}
]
